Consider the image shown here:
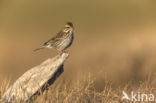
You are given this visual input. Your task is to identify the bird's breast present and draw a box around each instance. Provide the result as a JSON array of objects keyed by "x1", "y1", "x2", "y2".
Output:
[{"x1": 58, "y1": 32, "x2": 73, "y2": 50}]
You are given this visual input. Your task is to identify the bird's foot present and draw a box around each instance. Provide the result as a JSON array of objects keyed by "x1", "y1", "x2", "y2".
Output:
[{"x1": 58, "y1": 51, "x2": 67, "y2": 56}]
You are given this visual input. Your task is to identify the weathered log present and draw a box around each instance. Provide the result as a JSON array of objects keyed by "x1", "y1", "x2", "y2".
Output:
[{"x1": 1, "y1": 53, "x2": 69, "y2": 102}]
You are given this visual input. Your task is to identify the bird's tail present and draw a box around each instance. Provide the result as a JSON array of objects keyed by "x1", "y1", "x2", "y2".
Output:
[{"x1": 34, "y1": 46, "x2": 45, "y2": 51}]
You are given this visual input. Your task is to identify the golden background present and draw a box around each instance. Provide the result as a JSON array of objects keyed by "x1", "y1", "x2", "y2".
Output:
[{"x1": 0, "y1": 0, "x2": 156, "y2": 91}]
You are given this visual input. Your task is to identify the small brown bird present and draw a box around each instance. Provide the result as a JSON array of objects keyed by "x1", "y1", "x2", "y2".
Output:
[{"x1": 34, "y1": 22, "x2": 74, "y2": 54}]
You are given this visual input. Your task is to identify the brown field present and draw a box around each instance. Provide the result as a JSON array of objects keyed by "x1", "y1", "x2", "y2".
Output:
[{"x1": 0, "y1": 0, "x2": 156, "y2": 103}]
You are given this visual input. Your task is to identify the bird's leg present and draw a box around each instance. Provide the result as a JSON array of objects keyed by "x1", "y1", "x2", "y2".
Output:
[
  {"x1": 56, "y1": 48, "x2": 67, "y2": 56},
  {"x1": 59, "y1": 51, "x2": 63, "y2": 56},
  {"x1": 55, "y1": 48, "x2": 62, "y2": 56},
  {"x1": 62, "y1": 50, "x2": 67, "y2": 53},
  {"x1": 57, "y1": 50, "x2": 63, "y2": 56},
  {"x1": 57, "y1": 50, "x2": 61, "y2": 55},
  {"x1": 59, "y1": 50, "x2": 67, "y2": 56}
]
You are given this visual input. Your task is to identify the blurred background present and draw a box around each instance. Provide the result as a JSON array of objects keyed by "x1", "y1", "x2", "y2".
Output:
[{"x1": 0, "y1": 0, "x2": 156, "y2": 91}]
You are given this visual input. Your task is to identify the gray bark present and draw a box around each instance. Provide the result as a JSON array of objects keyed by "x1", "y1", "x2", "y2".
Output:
[{"x1": 1, "y1": 53, "x2": 69, "y2": 102}]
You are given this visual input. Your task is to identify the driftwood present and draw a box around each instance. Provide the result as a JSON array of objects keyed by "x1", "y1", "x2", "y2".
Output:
[{"x1": 1, "y1": 53, "x2": 69, "y2": 102}]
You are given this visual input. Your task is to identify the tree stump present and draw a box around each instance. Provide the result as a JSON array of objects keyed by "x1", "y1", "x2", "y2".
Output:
[{"x1": 1, "y1": 53, "x2": 69, "y2": 102}]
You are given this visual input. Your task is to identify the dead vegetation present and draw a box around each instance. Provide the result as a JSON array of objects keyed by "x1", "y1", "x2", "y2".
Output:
[{"x1": 0, "y1": 73, "x2": 156, "y2": 103}]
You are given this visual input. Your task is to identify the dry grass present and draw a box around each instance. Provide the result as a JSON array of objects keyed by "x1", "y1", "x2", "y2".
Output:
[
  {"x1": 0, "y1": 75, "x2": 10, "y2": 99},
  {"x1": 0, "y1": 73, "x2": 156, "y2": 103},
  {"x1": 35, "y1": 74, "x2": 156, "y2": 103}
]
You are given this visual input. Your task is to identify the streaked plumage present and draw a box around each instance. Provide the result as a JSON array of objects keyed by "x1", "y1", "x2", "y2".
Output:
[{"x1": 34, "y1": 22, "x2": 74, "y2": 54}]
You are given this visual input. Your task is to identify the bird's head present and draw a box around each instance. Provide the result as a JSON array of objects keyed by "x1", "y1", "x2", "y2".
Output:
[{"x1": 63, "y1": 22, "x2": 73, "y2": 32}]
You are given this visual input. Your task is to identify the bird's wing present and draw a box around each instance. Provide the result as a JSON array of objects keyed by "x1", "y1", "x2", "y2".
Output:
[
  {"x1": 54, "y1": 30, "x2": 65, "y2": 38},
  {"x1": 43, "y1": 38, "x2": 58, "y2": 46},
  {"x1": 43, "y1": 32, "x2": 63, "y2": 46},
  {"x1": 43, "y1": 27, "x2": 66, "y2": 46}
]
